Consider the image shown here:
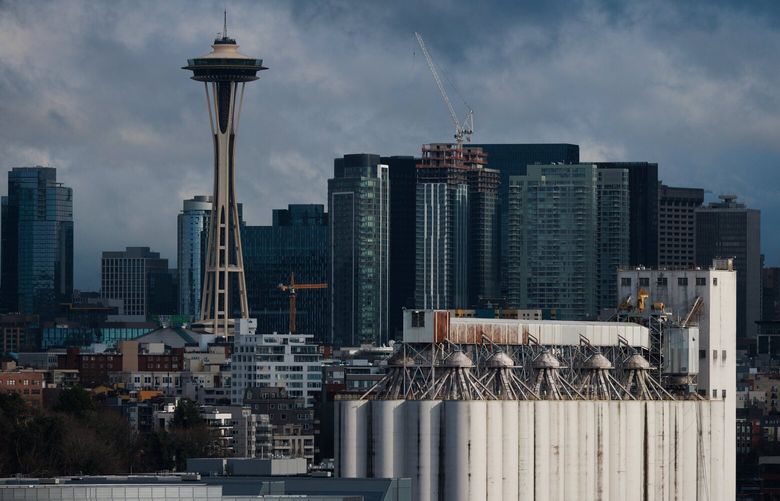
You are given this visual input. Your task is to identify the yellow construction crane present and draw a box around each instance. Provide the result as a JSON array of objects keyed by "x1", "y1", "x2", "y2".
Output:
[{"x1": 277, "y1": 273, "x2": 327, "y2": 334}]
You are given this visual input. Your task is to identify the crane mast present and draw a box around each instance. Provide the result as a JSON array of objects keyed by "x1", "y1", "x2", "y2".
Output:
[{"x1": 415, "y1": 32, "x2": 473, "y2": 150}]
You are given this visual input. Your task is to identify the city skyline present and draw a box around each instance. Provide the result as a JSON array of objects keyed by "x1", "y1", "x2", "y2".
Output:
[{"x1": 2, "y1": 1, "x2": 780, "y2": 290}]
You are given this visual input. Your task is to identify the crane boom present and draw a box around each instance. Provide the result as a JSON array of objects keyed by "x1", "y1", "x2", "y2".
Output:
[{"x1": 415, "y1": 32, "x2": 473, "y2": 149}]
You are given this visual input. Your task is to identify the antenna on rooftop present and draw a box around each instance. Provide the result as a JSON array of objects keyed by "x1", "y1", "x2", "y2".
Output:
[{"x1": 223, "y1": 10, "x2": 227, "y2": 38}]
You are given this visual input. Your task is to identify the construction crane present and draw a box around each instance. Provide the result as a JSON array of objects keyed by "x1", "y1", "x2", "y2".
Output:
[
  {"x1": 277, "y1": 273, "x2": 327, "y2": 334},
  {"x1": 415, "y1": 32, "x2": 474, "y2": 150}
]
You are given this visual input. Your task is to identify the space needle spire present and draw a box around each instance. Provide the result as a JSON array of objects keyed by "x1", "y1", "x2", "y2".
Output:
[{"x1": 183, "y1": 14, "x2": 267, "y2": 337}]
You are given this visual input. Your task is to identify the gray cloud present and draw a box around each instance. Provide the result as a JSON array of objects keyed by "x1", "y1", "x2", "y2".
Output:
[{"x1": 0, "y1": 0, "x2": 779, "y2": 290}]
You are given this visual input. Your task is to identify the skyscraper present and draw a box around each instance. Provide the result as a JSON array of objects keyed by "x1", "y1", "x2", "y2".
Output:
[
  {"x1": 0, "y1": 167, "x2": 73, "y2": 318},
  {"x1": 596, "y1": 168, "x2": 630, "y2": 312},
  {"x1": 658, "y1": 184, "x2": 704, "y2": 268},
  {"x1": 183, "y1": 17, "x2": 266, "y2": 337},
  {"x1": 382, "y1": 156, "x2": 418, "y2": 338},
  {"x1": 596, "y1": 162, "x2": 659, "y2": 267},
  {"x1": 696, "y1": 195, "x2": 761, "y2": 339},
  {"x1": 470, "y1": 143, "x2": 580, "y2": 295},
  {"x1": 415, "y1": 144, "x2": 500, "y2": 309},
  {"x1": 763, "y1": 267, "x2": 780, "y2": 322},
  {"x1": 508, "y1": 163, "x2": 628, "y2": 319},
  {"x1": 242, "y1": 204, "x2": 329, "y2": 341},
  {"x1": 177, "y1": 195, "x2": 212, "y2": 318},
  {"x1": 101, "y1": 247, "x2": 173, "y2": 321},
  {"x1": 328, "y1": 154, "x2": 389, "y2": 347}
]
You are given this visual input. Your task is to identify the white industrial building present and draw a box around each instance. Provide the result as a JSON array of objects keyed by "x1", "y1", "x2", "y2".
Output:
[
  {"x1": 230, "y1": 319, "x2": 322, "y2": 406},
  {"x1": 336, "y1": 291, "x2": 736, "y2": 500}
]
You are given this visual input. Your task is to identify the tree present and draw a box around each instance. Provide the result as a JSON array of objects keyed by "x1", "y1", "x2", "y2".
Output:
[
  {"x1": 54, "y1": 386, "x2": 95, "y2": 418},
  {"x1": 171, "y1": 398, "x2": 202, "y2": 429}
]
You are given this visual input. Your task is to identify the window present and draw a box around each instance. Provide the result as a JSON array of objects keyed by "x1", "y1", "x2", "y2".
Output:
[
  {"x1": 713, "y1": 278, "x2": 718, "y2": 286},
  {"x1": 657, "y1": 277, "x2": 668, "y2": 286},
  {"x1": 722, "y1": 389, "x2": 727, "y2": 399},
  {"x1": 621, "y1": 277, "x2": 632, "y2": 286},
  {"x1": 412, "y1": 311, "x2": 425, "y2": 328},
  {"x1": 639, "y1": 277, "x2": 650, "y2": 286},
  {"x1": 713, "y1": 350, "x2": 718, "y2": 360},
  {"x1": 722, "y1": 350, "x2": 727, "y2": 361},
  {"x1": 677, "y1": 277, "x2": 688, "y2": 286},
  {"x1": 696, "y1": 277, "x2": 706, "y2": 286},
  {"x1": 699, "y1": 350, "x2": 706, "y2": 359},
  {"x1": 712, "y1": 389, "x2": 717, "y2": 398}
]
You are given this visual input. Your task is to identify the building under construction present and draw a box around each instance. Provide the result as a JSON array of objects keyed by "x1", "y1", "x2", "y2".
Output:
[
  {"x1": 336, "y1": 301, "x2": 735, "y2": 500},
  {"x1": 415, "y1": 144, "x2": 500, "y2": 310}
]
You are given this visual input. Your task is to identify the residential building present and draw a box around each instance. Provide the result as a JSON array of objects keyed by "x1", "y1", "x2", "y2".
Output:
[
  {"x1": 658, "y1": 184, "x2": 704, "y2": 267},
  {"x1": 415, "y1": 144, "x2": 500, "y2": 309},
  {"x1": 507, "y1": 164, "x2": 600, "y2": 319},
  {"x1": 0, "y1": 365, "x2": 45, "y2": 407},
  {"x1": 243, "y1": 386, "x2": 316, "y2": 462},
  {"x1": 328, "y1": 154, "x2": 390, "y2": 347},
  {"x1": 470, "y1": 143, "x2": 580, "y2": 294},
  {"x1": 596, "y1": 162, "x2": 659, "y2": 267},
  {"x1": 242, "y1": 204, "x2": 329, "y2": 342},
  {"x1": 0, "y1": 167, "x2": 73, "y2": 317},
  {"x1": 101, "y1": 247, "x2": 175, "y2": 321},
  {"x1": 596, "y1": 168, "x2": 630, "y2": 312},
  {"x1": 0, "y1": 314, "x2": 39, "y2": 353},
  {"x1": 383, "y1": 156, "x2": 418, "y2": 339},
  {"x1": 177, "y1": 195, "x2": 211, "y2": 319},
  {"x1": 231, "y1": 319, "x2": 322, "y2": 406},
  {"x1": 696, "y1": 195, "x2": 761, "y2": 340}
]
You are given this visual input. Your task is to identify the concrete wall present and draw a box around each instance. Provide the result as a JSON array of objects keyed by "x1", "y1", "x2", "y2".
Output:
[{"x1": 337, "y1": 399, "x2": 730, "y2": 501}]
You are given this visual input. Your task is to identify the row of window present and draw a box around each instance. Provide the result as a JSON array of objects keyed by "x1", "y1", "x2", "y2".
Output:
[{"x1": 621, "y1": 276, "x2": 713, "y2": 287}]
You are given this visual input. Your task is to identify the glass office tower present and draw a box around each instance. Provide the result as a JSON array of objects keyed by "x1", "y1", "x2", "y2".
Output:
[
  {"x1": 242, "y1": 204, "x2": 329, "y2": 342},
  {"x1": 328, "y1": 154, "x2": 390, "y2": 347},
  {"x1": 1, "y1": 167, "x2": 73, "y2": 318},
  {"x1": 177, "y1": 196, "x2": 212, "y2": 318}
]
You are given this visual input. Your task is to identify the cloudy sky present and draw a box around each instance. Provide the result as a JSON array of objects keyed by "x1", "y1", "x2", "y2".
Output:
[{"x1": 1, "y1": 0, "x2": 779, "y2": 290}]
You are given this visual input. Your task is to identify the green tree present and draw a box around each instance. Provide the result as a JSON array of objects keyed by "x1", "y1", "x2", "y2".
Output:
[
  {"x1": 171, "y1": 398, "x2": 202, "y2": 429},
  {"x1": 54, "y1": 386, "x2": 95, "y2": 418}
]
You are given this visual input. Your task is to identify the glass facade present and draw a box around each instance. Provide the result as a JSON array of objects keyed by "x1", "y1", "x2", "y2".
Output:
[
  {"x1": 177, "y1": 196, "x2": 211, "y2": 318},
  {"x1": 328, "y1": 155, "x2": 390, "y2": 347},
  {"x1": 242, "y1": 205, "x2": 329, "y2": 342},
  {"x1": 415, "y1": 145, "x2": 499, "y2": 309},
  {"x1": 597, "y1": 168, "x2": 630, "y2": 312},
  {"x1": 0, "y1": 167, "x2": 73, "y2": 318},
  {"x1": 508, "y1": 164, "x2": 599, "y2": 320}
]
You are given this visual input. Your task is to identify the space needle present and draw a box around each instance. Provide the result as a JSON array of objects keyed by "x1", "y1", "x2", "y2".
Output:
[{"x1": 183, "y1": 13, "x2": 267, "y2": 337}]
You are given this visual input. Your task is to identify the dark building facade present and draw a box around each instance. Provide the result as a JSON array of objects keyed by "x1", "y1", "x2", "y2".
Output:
[
  {"x1": 328, "y1": 155, "x2": 389, "y2": 347},
  {"x1": 1, "y1": 167, "x2": 73, "y2": 318},
  {"x1": 764, "y1": 268, "x2": 780, "y2": 322},
  {"x1": 242, "y1": 204, "x2": 329, "y2": 342},
  {"x1": 696, "y1": 195, "x2": 761, "y2": 339},
  {"x1": 470, "y1": 144, "x2": 580, "y2": 296},
  {"x1": 596, "y1": 162, "x2": 659, "y2": 267},
  {"x1": 658, "y1": 185, "x2": 704, "y2": 268},
  {"x1": 382, "y1": 156, "x2": 418, "y2": 339},
  {"x1": 101, "y1": 247, "x2": 175, "y2": 320}
]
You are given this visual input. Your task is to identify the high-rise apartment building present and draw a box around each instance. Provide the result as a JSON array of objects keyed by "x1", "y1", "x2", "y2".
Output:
[
  {"x1": 383, "y1": 156, "x2": 418, "y2": 339},
  {"x1": 596, "y1": 162, "x2": 659, "y2": 267},
  {"x1": 101, "y1": 247, "x2": 174, "y2": 321},
  {"x1": 177, "y1": 196, "x2": 211, "y2": 318},
  {"x1": 696, "y1": 195, "x2": 761, "y2": 339},
  {"x1": 415, "y1": 144, "x2": 500, "y2": 309},
  {"x1": 508, "y1": 163, "x2": 628, "y2": 319},
  {"x1": 0, "y1": 167, "x2": 73, "y2": 318},
  {"x1": 328, "y1": 154, "x2": 389, "y2": 347},
  {"x1": 763, "y1": 267, "x2": 780, "y2": 321},
  {"x1": 470, "y1": 143, "x2": 580, "y2": 295},
  {"x1": 242, "y1": 204, "x2": 329, "y2": 342},
  {"x1": 658, "y1": 184, "x2": 704, "y2": 267},
  {"x1": 508, "y1": 164, "x2": 598, "y2": 319},
  {"x1": 596, "y1": 168, "x2": 630, "y2": 312}
]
